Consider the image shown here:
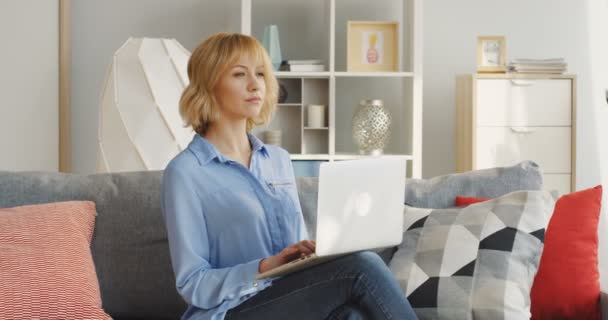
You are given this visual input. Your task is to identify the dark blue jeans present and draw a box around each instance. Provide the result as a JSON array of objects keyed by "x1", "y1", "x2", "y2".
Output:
[{"x1": 225, "y1": 251, "x2": 418, "y2": 320}]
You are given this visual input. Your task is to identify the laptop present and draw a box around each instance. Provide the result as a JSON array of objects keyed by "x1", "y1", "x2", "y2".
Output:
[{"x1": 256, "y1": 156, "x2": 406, "y2": 280}]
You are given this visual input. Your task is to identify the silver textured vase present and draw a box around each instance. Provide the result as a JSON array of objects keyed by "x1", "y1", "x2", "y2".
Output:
[{"x1": 352, "y1": 99, "x2": 392, "y2": 155}]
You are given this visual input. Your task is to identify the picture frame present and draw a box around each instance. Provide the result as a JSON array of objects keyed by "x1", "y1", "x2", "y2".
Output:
[
  {"x1": 477, "y1": 36, "x2": 506, "y2": 73},
  {"x1": 347, "y1": 21, "x2": 398, "y2": 72}
]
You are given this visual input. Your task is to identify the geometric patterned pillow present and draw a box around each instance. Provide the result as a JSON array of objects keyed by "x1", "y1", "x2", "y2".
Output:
[{"x1": 389, "y1": 190, "x2": 554, "y2": 320}]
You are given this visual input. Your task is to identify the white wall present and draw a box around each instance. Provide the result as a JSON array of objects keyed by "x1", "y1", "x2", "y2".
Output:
[
  {"x1": 423, "y1": 0, "x2": 599, "y2": 185},
  {"x1": 0, "y1": 0, "x2": 58, "y2": 171},
  {"x1": 71, "y1": 0, "x2": 241, "y2": 173},
  {"x1": 585, "y1": 0, "x2": 608, "y2": 291},
  {"x1": 424, "y1": 0, "x2": 608, "y2": 287}
]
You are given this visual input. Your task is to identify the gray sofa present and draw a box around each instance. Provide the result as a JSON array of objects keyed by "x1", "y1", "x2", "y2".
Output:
[{"x1": 0, "y1": 161, "x2": 602, "y2": 319}]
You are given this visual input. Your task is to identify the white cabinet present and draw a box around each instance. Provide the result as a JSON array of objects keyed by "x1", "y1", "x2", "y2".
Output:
[
  {"x1": 242, "y1": 0, "x2": 423, "y2": 178},
  {"x1": 456, "y1": 74, "x2": 576, "y2": 195}
]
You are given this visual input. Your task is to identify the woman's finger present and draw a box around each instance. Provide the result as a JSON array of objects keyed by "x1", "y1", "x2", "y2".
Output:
[
  {"x1": 280, "y1": 247, "x2": 297, "y2": 257},
  {"x1": 295, "y1": 243, "x2": 313, "y2": 255},
  {"x1": 300, "y1": 240, "x2": 316, "y2": 252},
  {"x1": 280, "y1": 247, "x2": 300, "y2": 261}
]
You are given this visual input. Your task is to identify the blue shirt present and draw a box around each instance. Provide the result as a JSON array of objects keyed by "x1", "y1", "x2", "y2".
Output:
[{"x1": 161, "y1": 133, "x2": 308, "y2": 320}]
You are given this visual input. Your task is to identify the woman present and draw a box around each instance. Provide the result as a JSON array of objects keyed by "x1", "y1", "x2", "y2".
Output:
[{"x1": 161, "y1": 32, "x2": 417, "y2": 320}]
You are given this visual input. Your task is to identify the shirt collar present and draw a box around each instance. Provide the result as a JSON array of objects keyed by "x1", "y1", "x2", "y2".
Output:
[{"x1": 188, "y1": 132, "x2": 269, "y2": 166}]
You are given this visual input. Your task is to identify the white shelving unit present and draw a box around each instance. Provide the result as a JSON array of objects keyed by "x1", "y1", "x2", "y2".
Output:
[{"x1": 244, "y1": 0, "x2": 423, "y2": 178}]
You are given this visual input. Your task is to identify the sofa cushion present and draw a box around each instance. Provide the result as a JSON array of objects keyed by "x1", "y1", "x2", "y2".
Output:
[
  {"x1": 452, "y1": 187, "x2": 604, "y2": 319},
  {"x1": 404, "y1": 161, "x2": 543, "y2": 209},
  {"x1": 531, "y1": 185, "x2": 603, "y2": 320},
  {"x1": 389, "y1": 190, "x2": 553, "y2": 319},
  {"x1": 0, "y1": 171, "x2": 186, "y2": 320},
  {"x1": 0, "y1": 201, "x2": 111, "y2": 319},
  {"x1": 455, "y1": 196, "x2": 491, "y2": 206}
]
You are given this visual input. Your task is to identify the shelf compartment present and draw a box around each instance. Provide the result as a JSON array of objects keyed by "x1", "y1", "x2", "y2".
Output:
[
  {"x1": 253, "y1": 104, "x2": 302, "y2": 154},
  {"x1": 301, "y1": 78, "x2": 330, "y2": 106},
  {"x1": 334, "y1": 0, "x2": 411, "y2": 72},
  {"x1": 302, "y1": 130, "x2": 329, "y2": 154},
  {"x1": 277, "y1": 78, "x2": 302, "y2": 104},
  {"x1": 301, "y1": 78, "x2": 330, "y2": 153},
  {"x1": 334, "y1": 77, "x2": 412, "y2": 155},
  {"x1": 251, "y1": 0, "x2": 330, "y2": 71}
]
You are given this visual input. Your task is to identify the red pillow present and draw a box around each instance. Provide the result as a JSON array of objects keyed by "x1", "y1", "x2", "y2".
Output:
[
  {"x1": 531, "y1": 185, "x2": 602, "y2": 320},
  {"x1": 454, "y1": 196, "x2": 491, "y2": 206},
  {"x1": 0, "y1": 201, "x2": 111, "y2": 319},
  {"x1": 455, "y1": 186, "x2": 603, "y2": 319}
]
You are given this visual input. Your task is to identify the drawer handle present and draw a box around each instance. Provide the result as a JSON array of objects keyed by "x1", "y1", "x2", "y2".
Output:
[
  {"x1": 510, "y1": 79, "x2": 535, "y2": 86},
  {"x1": 510, "y1": 127, "x2": 535, "y2": 134}
]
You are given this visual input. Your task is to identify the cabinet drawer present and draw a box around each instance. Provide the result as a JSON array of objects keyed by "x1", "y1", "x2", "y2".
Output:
[
  {"x1": 476, "y1": 79, "x2": 572, "y2": 126},
  {"x1": 543, "y1": 173, "x2": 571, "y2": 195},
  {"x1": 475, "y1": 127, "x2": 571, "y2": 173}
]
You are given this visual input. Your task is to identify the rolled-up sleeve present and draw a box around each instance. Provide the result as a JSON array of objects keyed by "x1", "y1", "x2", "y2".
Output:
[{"x1": 161, "y1": 164, "x2": 267, "y2": 310}]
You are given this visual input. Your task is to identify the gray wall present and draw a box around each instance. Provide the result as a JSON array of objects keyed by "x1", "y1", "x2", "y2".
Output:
[
  {"x1": 71, "y1": 0, "x2": 240, "y2": 173},
  {"x1": 0, "y1": 0, "x2": 58, "y2": 171}
]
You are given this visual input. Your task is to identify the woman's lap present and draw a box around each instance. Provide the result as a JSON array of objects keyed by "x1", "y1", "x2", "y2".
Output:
[{"x1": 225, "y1": 251, "x2": 417, "y2": 320}]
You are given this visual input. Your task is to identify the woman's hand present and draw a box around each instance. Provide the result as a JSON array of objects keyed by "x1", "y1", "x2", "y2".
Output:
[{"x1": 258, "y1": 240, "x2": 316, "y2": 273}]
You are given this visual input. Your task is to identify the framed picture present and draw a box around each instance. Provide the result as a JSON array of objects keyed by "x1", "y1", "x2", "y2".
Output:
[
  {"x1": 347, "y1": 21, "x2": 398, "y2": 72},
  {"x1": 477, "y1": 36, "x2": 506, "y2": 73}
]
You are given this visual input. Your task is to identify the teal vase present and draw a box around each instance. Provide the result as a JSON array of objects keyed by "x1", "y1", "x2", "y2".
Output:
[{"x1": 262, "y1": 25, "x2": 282, "y2": 71}]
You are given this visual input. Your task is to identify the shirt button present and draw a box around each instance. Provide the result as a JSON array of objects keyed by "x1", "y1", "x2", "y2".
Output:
[{"x1": 253, "y1": 281, "x2": 258, "y2": 287}]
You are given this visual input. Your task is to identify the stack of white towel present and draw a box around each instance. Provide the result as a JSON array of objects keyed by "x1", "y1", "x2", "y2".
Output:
[{"x1": 508, "y1": 58, "x2": 567, "y2": 74}]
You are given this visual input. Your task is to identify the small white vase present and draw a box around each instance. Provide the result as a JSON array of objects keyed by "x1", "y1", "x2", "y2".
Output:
[{"x1": 307, "y1": 105, "x2": 326, "y2": 128}]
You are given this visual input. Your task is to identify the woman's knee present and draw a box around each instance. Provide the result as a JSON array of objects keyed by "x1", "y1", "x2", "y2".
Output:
[{"x1": 348, "y1": 251, "x2": 387, "y2": 273}]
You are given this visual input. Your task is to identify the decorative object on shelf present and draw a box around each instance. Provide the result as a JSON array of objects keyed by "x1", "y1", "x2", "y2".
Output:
[
  {"x1": 477, "y1": 35, "x2": 506, "y2": 73},
  {"x1": 97, "y1": 37, "x2": 194, "y2": 173},
  {"x1": 508, "y1": 58, "x2": 567, "y2": 74},
  {"x1": 347, "y1": 21, "x2": 398, "y2": 72},
  {"x1": 279, "y1": 59, "x2": 325, "y2": 72},
  {"x1": 263, "y1": 130, "x2": 282, "y2": 146},
  {"x1": 307, "y1": 104, "x2": 326, "y2": 128},
  {"x1": 262, "y1": 25, "x2": 282, "y2": 71},
  {"x1": 352, "y1": 99, "x2": 392, "y2": 155},
  {"x1": 278, "y1": 81, "x2": 288, "y2": 103}
]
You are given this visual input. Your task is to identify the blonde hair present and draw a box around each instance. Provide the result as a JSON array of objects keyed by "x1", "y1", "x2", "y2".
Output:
[{"x1": 179, "y1": 32, "x2": 278, "y2": 136}]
